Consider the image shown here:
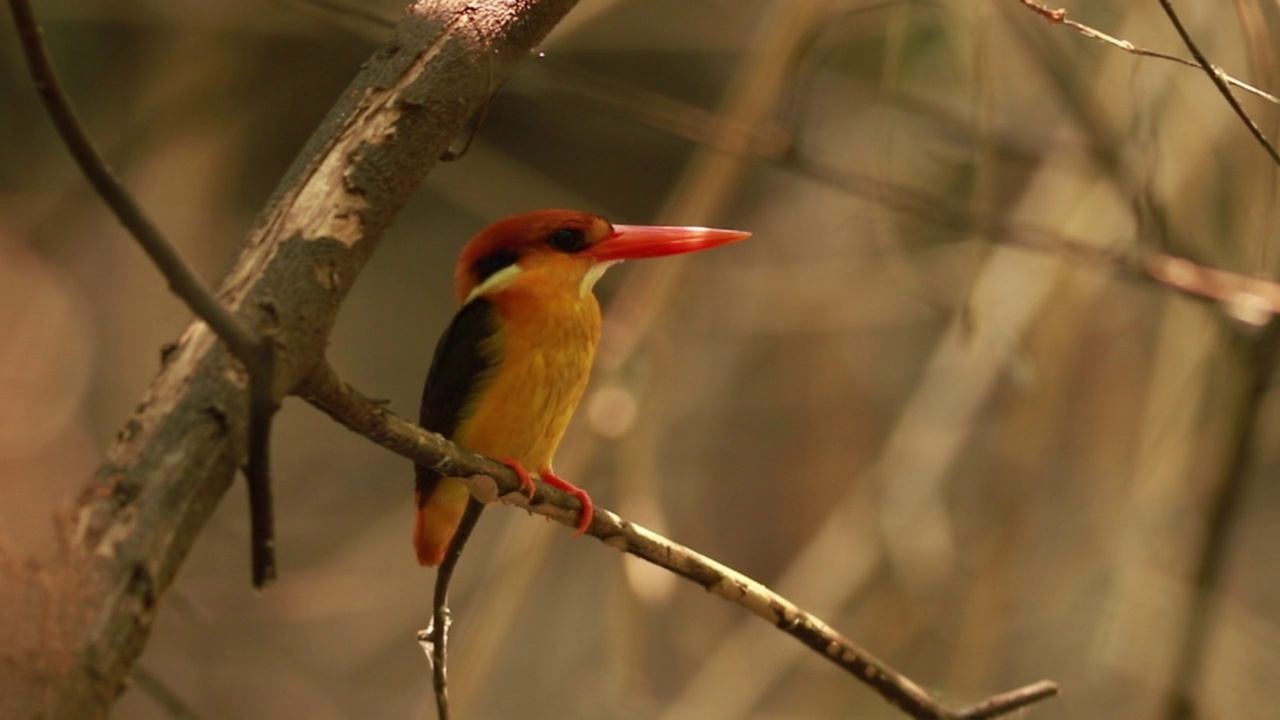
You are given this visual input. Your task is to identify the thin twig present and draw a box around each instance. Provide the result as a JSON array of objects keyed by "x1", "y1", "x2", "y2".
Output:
[
  {"x1": 245, "y1": 352, "x2": 279, "y2": 587},
  {"x1": 421, "y1": 500, "x2": 485, "y2": 720},
  {"x1": 1154, "y1": 0, "x2": 1280, "y2": 167},
  {"x1": 955, "y1": 680, "x2": 1061, "y2": 720},
  {"x1": 1015, "y1": 0, "x2": 1280, "y2": 105},
  {"x1": 6, "y1": 0, "x2": 280, "y2": 587},
  {"x1": 296, "y1": 361, "x2": 1059, "y2": 720},
  {"x1": 1003, "y1": 2, "x2": 1185, "y2": 254}
]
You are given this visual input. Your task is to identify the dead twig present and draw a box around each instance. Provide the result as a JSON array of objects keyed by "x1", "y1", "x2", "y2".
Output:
[
  {"x1": 296, "y1": 360, "x2": 1060, "y2": 720},
  {"x1": 1153, "y1": 0, "x2": 1280, "y2": 167},
  {"x1": 419, "y1": 499, "x2": 484, "y2": 720},
  {"x1": 1015, "y1": 0, "x2": 1280, "y2": 106}
]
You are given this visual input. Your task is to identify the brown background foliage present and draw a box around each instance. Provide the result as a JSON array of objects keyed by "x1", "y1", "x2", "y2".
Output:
[{"x1": 2, "y1": 0, "x2": 1278, "y2": 718}]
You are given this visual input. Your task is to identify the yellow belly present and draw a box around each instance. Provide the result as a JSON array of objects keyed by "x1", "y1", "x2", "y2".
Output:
[
  {"x1": 456, "y1": 288, "x2": 600, "y2": 468},
  {"x1": 414, "y1": 284, "x2": 601, "y2": 566}
]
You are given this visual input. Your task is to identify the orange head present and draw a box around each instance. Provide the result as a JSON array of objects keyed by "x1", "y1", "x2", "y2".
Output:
[{"x1": 453, "y1": 209, "x2": 750, "y2": 305}]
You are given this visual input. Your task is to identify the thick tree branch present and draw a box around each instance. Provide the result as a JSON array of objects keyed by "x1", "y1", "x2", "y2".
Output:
[
  {"x1": 296, "y1": 361, "x2": 1059, "y2": 720},
  {"x1": 0, "y1": 2, "x2": 579, "y2": 718}
]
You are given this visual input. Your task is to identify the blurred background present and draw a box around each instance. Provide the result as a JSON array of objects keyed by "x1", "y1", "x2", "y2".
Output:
[{"x1": 3, "y1": 0, "x2": 1280, "y2": 717}]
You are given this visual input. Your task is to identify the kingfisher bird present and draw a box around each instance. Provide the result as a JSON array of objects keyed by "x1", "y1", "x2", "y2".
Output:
[{"x1": 413, "y1": 209, "x2": 749, "y2": 566}]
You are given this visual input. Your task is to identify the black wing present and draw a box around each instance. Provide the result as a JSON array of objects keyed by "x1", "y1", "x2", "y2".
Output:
[{"x1": 415, "y1": 297, "x2": 500, "y2": 504}]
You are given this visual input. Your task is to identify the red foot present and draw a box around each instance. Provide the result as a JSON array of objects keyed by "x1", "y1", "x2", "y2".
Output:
[
  {"x1": 540, "y1": 469, "x2": 594, "y2": 536},
  {"x1": 500, "y1": 458, "x2": 537, "y2": 500}
]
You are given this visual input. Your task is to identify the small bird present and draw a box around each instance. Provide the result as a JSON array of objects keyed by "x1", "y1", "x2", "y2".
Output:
[{"x1": 413, "y1": 209, "x2": 749, "y2": 566}]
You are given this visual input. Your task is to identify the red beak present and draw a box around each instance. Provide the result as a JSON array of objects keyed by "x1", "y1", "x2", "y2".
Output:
[{"x1": 584, "y1": 224, "x2": 750, "y2": 262}]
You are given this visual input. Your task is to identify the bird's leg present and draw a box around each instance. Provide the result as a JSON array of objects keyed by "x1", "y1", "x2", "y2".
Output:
[
  {"x1": 499, "y1": 458, "x2": 537, "y2": 500},
  {"x1": 539, "y1": 468, "x2": 594, "y2": 536}
]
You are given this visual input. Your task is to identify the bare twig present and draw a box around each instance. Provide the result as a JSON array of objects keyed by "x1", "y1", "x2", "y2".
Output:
[
  {"x1": 296, "y1": 361, "x2": 1059, "y2": 720},
  {"x1": 1003, "y1": 3, "x2": 1185, "y2": 255},
  {"x1": 1154, "y1": 0, "x2": 1280, "y2": 167},
  {"x1": 420, "y1": 500, "x2": 484, "y2": 720},
  {"x1": 244, "y1": 354, "x2": 278, "y2": 587},
  {"x1": 1015, "y1": 0, "x2": 1280, "y2": 105},
  {"x1": 954, "y1": 681, "x2": 1061, "y2": 720},
  {"x1": 6, "y1": 0, "x2": 281, "y2": 587}
]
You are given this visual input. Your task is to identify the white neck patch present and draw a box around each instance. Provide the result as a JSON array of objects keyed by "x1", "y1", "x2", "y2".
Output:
[
  {"x1": 464, "y1": 264, "x2": 523, "y2": 305},
  {"x1": 580, "y1": 261, "x2": 618, "y2": 297}
]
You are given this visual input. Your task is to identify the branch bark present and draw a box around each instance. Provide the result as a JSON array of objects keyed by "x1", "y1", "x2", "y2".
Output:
[
  {"x1": 0, "y1": 2, "x2": 578, "y2": 717},
  {"x1": 297, "y1": 361, "x2": 1060, "y2": 720}
]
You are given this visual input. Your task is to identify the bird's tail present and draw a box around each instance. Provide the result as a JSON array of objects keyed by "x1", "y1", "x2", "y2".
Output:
[{"x1": 413, "y1": 476, "x2": 471, "y2": 566}]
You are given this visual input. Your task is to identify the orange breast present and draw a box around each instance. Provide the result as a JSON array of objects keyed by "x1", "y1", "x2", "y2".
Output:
[{"x1": 453, "y1": 277, "x2": 602, "y2": 470}]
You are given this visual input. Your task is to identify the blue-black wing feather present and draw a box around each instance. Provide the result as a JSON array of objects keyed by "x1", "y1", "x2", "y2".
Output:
[{"x1": 415, "y1": 297, "x2": 500, "y2": 505}]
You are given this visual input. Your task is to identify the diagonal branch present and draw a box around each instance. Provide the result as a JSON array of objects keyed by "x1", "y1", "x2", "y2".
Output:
[
  {"x1": 296, "y1": 361, "x2": 1060, "y2": 720},
  {"x1": 6, "y1": 0, "x2": 280, "y2": 587}
]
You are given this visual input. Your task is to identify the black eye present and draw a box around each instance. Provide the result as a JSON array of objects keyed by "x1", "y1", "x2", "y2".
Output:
[
  {"x1": 472, "y1": 248, "x2": 520, "y2": 283},
  {"x1": 548, "y1": 227, "x2": 588, "y2": 253}
]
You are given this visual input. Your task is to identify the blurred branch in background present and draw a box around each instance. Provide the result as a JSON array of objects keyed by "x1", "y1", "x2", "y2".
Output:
[
  {"x1": 1146, "y1": 4, "x2": 1280, "y2": 718},
  {"x1": 1012, "y1": 3, "x2": 1280, "y2": 720},
  {"x1": 1162, "y1": 328, "x2": 1280, "y2": 719},
  {"x1": 529, "y1": 24, "x2": 1280, "y2": 695},
  {"x1": 5, "y1": 0, "x2": 1280, "y2": 718}
]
